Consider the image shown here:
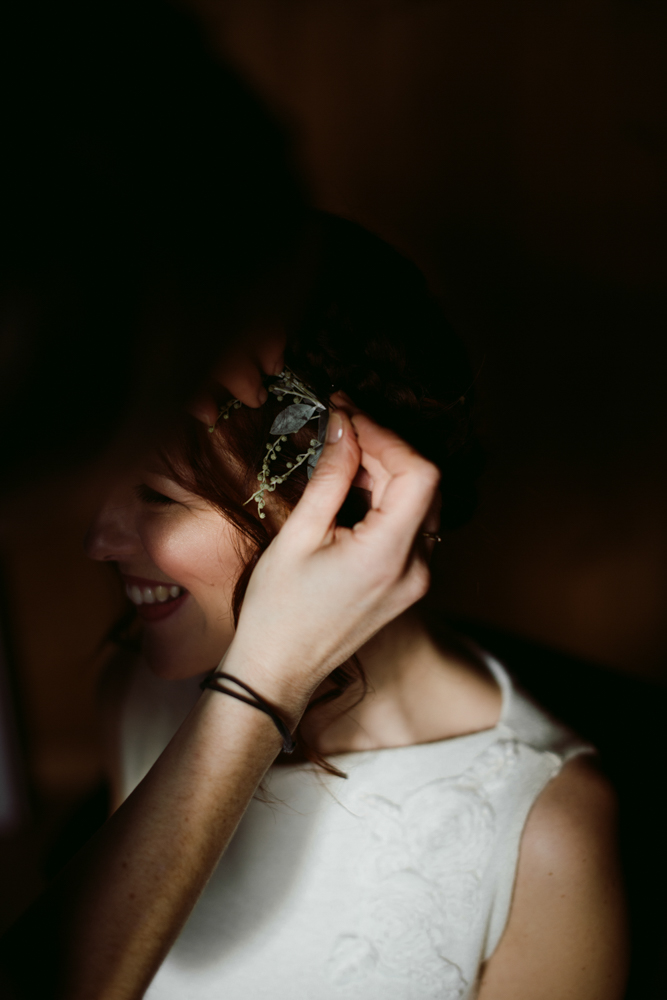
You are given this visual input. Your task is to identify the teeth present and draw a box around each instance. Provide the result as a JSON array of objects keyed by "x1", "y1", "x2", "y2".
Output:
[{"x1": 126, "y1": 583, "x2": 182, "y2": 606}]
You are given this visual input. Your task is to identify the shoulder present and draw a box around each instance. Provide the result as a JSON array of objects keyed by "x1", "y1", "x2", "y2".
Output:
[
  {"x1": 522, "y1": 753, "x2": 619, "y2": 868},
  {"x1": 478, "y1": 755, "x2": 628, "y2": 1000}
]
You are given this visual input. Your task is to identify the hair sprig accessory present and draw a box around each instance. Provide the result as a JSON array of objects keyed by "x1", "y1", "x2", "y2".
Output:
[
  {"x1": 209, "y1": 367, "x2": 329, "y2": 519},
  {"x1": 208, "y1": 397, "x2": 242, "y2": 426},
  {"x1": 246, "y1": 367, "x2": 328, "y2": 518}
]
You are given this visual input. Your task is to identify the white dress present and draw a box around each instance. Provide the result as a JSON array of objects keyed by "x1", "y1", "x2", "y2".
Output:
[{"x1": 118, "y1": 652, "x2": 592, "y2": 1000}]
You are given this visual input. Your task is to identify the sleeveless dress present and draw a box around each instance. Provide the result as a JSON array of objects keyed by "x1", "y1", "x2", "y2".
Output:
[{"x1": 118, "y1": 652, "x2": 593, "y2": 1000}]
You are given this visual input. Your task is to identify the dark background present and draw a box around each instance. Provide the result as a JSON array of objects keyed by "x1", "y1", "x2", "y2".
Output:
[
  {"x1": 1, "y1": 1, "x2": 665, "y2": 995},
  {"x1": 205, "y1": 0, "x2": 667, "y2": 680}
]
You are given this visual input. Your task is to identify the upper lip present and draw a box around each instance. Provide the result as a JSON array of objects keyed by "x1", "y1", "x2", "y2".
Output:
[{"x1": 120, "y1": 573, "x2": 183, "y2": 590}]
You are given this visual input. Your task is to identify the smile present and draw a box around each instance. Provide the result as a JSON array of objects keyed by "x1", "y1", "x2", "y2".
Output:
[{"x1": 121, "y1": 575, "x2": 189, "y2": 623}]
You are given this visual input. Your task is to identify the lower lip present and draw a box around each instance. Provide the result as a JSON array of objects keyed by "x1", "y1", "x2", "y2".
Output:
[{"x1": 135, "y1": 592, "x2": 188, "y2": 622}]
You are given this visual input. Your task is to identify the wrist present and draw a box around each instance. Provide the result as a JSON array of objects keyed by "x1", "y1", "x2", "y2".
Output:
[{"x1": 217, "y1": 645, "x2": 312, "y2": 730}]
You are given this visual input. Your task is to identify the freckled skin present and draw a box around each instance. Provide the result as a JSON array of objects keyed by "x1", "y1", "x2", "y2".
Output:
[
  {"x1": 86, "y1": 469, "x2": 246, "y2": 680},
  {"x1": 76, "y1": 414, "x2": 627, "y2": 1000}
]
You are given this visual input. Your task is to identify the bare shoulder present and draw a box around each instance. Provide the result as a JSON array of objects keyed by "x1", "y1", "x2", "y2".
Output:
[
  {"x1": 478, "y1": 754, "x2": 628, "y2": 1000},
  {"x1": 522, "y1": 753, "x2": 619, "y2": 867}
]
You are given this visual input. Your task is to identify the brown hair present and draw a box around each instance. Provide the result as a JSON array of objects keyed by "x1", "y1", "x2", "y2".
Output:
[{"x1": 162, "y1": 214, "x2": 483, "y2": 770}]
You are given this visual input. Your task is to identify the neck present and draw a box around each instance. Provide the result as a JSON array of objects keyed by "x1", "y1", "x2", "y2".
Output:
[{"x1": 304, "y1": 608, "x2": 502, "y2": 755}]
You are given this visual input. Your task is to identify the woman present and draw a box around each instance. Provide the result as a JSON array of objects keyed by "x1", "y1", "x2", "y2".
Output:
[{"x1": 86, "y1": 217, "x2": 627, "y2": 999}]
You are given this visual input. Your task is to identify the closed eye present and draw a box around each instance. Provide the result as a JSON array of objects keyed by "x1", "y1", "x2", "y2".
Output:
[{"x1": 134, "y1": 483, "x2": 177, "y2": 506}]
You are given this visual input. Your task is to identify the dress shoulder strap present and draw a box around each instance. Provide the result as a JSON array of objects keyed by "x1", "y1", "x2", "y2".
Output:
[
  {"x1": 485, "y1": 652, "x2": 594, "y2": 760},
  {"x1": 476, "y1": 652, "x2": 595, "y2": 961}
]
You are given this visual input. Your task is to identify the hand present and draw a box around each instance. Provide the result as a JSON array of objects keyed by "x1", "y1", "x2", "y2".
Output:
[
  {"x1": 224, "y1": 398, "x2": 441, "y2": 720},
  {"x1": 188, "y1": 328, "x2": 286, "y2": 425}
]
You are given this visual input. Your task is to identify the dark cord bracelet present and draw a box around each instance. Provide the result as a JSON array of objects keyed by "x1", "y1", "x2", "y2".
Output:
[{"x1": 200, "y1": 671, "x2": 296, "y2": 754}]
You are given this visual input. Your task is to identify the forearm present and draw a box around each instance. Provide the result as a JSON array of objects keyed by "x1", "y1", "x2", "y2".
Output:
[
  {"x1": 0, "y1": 406, "x2": 438, "y2": 999},
  {"x1": 1, "y1": 675, "x2": 300, "y2": 1000}
]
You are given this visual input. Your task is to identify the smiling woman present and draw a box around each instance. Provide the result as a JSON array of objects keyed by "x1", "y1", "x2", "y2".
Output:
[
  {"x1": 86, "y1": 213, "x2": 481, "y2": 719},
  {"x1": 82, "y1": 216, "x2": 627, "y2": 1000},
  {"x1": 86, "y1": 467, "x2": 245, "y2": 679}
]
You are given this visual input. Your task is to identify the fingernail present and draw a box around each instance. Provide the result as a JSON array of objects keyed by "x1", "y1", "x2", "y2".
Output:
[
  {"x1": 327, "y1": 411, "x2": 343, "y2": 443},
  {"x1": 258, "y1": 386, "x2": 268, "y2": 405}
]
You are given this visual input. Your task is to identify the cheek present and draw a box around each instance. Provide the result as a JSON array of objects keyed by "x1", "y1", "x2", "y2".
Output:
[
  {"x1": 141, "y1": 512, "x2": 243, "y2": 596},
  {"x1": 138, "y1": 512, "x2": 247, "y2": 680}
]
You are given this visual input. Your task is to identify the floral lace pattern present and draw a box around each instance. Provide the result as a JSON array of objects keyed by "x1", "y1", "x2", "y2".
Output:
[{"x1": 327, "y1": 740, "x2": 521, "y2": 997}]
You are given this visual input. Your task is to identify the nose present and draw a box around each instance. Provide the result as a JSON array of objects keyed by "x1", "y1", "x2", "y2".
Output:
[{"x1": 84, "y1": 491, "x2": 141, "y2": 562}]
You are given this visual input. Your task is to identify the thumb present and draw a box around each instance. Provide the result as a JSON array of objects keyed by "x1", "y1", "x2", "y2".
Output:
[{"x1": 283, "y1": 411, "x2": 360, "y2": 543}]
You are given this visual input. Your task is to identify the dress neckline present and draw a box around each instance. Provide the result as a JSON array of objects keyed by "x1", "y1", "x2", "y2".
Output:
[{"x1": 282, "y1": 647, "x2": 512, "y2": 766}]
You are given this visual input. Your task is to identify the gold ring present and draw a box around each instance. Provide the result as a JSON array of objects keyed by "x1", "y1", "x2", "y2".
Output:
[{"x1": 421, "y1": 532, "x2": 442, "y2": 542}]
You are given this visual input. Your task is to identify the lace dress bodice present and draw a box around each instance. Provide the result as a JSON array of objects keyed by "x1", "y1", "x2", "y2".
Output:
[{"x1": 118, "y1": 653, "x2": 592, "y2": 1000}]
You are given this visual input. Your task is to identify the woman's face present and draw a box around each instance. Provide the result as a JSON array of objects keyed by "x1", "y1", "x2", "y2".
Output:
[{"x1": 85, "y1": 461, "x2": 246, "y2": 679}]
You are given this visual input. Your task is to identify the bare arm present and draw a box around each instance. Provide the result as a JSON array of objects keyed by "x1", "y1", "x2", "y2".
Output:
[
  {"x1": 477, "y1": 756, "x2": 629, "y2": 1000},
  {"x1": 0, "y1": 405, "x2": 440, "y2": 1000}
]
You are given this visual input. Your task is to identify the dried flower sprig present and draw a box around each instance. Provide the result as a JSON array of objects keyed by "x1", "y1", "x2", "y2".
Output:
[
  {"x1": 207, "y1": 367, "x2": 329, "y2": 518},
  {"x1": 208, "y1": 397, "x2": 242, "y2": 431},
  {"x1": 244, "y1": 436, "x2": 322, "y2": 518},
  {"x1": 267, "y1": 368, "x2": 324, "y2": 410}
]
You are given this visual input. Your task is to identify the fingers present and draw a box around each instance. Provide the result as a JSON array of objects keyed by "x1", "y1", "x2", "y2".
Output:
[
  {"x1": 218, "y1": 329, "x2": 286, "y2": 408},
  {"x1": 419, "y1": 483, "x2": 442, "y2": 537},
  {"x1": 186, "y1": 393, "x2": 219, "y2": 428},
  {"x1": 254, "y1": 327, "x2": 286, "y2": 382},
  {"x1": 331, "y1": 391, "x2": 376, "y2": 494},
  {"x1": 187, "y1": 361, "x2": 265, "y2": 427},
  {"x1": 215, "y1": 354, "x2": 268, "y2": 408},
  {"x1": 282, "y1": 410, "x2": 361, "y2": 544},
  {"x1": 331, "y1": 394, "x2": 441, "y2": 556},
  {"x1": 189, "y1": 330, "x2": 288, "y2": 424},
  {"x1": 349, "y1": 412, "x2": 440, "y2": 551},
  {"x1": 415, "y1": 488, "x2": 442, "y2": 559},
  {"x1": 330, "y1": 389, "x2": 360, "y2": 415}
]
